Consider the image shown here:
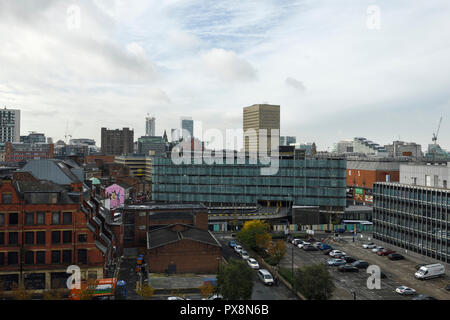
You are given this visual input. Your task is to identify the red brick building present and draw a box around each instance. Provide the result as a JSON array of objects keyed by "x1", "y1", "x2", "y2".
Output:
[
  {"x1": 5, "y1": 142, "x2": 54, "y2": 163},
  {"x1": 0, "y1": 176, "x2": 104, "y2": 291},
  {"x1": 146, "y1": 224, "x2": 221, "y2": 274},
  {"x1": 346, "y1": 159, "x2": 404, "y2": 204},
  {"x1": 118, "y1": 203, "x2": 209, "y2": 248}
]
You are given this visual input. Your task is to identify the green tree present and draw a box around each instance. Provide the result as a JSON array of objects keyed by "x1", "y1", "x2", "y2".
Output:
[
  {"x1": 216, "y1": 258, "x2": 253, "y2": 300},
  {"x1": 267, "y1": 240, "x2": 286, "y2": 266},
  {"x1": 137, "y1": 283, "x2": 154, "y2": 300},
  {"x1": 237, "y1": 220, "x2": 271, "y2": 251},
  {"x1": 294, "y1": 264, "x2": 334, "y2": 300}
]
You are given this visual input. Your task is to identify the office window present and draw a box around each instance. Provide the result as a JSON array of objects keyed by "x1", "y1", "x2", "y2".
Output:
[
  {"x1": 52, "y1": 212, "x2": 60, "y2": 225},
  {"x1": 51, "y1": 231, "x2": 61, "y2": 244},
  {"x1": 36, "y1": 231, "x2": 45, "y2": 245},
  {"x1": 63, "y1": 212, "x2": 72, "y2": 225},
  {"x1": 51, "y1": 251, "x2": 61, "y2": 264},
  {"x1": 62, "y1": 250, "x2": 72, "y2": 264},
  {"x1": 9, "y1": 212, "x2": 18, "y2": 225},
  {"x1": 25, "y1": 212, "x2": 34, "y2": 225},
  {"x1": 25, "y1": 251, "x2": 34, "y2": 265},
  {"x1": 0, "y1": 232, "x2": 4, "y2": 245},
  {"x1": 36, "y1": 251, "x2": 46, "y2": 264},
  {"x1": 78, "y1": 249, "x2": 87, "y2": 265},
  {"x1": 8, "y1": 252, "x2": 18, "y2": 265},
  {"x1": 77, "y1": 234, "x2": 87, "y2": 243},
  {"x1": 2, "y1": 193, "x2": 12, "y2": 204},
  {"x1": 25, "y1": 232, "x2": 34, "y2": 244},
  {"x1": 8, "y1": 232, "x2": 18, "y2": 244},
  {"x1": 0, "y1": 252, "x2": 4, "y2": 266},
  {"x1": 62, "y1": 231, "x2": 72, "y2": 244},
  {"x1": 36, "y1": 212, "x2": 45, "y2": 225},
  {"x1": 0, "y1": 213, "x2": 4, "y2": 225}
]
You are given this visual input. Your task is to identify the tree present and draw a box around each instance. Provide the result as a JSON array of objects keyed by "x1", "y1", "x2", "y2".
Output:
[
  {"x1": 137, "y1": 283, "x2": 154, "y2": 300},
  {"x1": 255, "y1": 232, "x2": 272, "y2": 250},
  {"x1": 294, "y1": 264, "x2": 334, "y2": 300},
  {"x1": 216, "y1": 258, "x2": 254, "y2": 300},
  {"x1": 237, "y1": 220, "x2": 271, "y2": 250},
  {"x1": 199, "y1": 282, "x2": 215, "y2": 299},
  {"x1": 267, "y1": 240, "x2": 286, "y2": 266}
]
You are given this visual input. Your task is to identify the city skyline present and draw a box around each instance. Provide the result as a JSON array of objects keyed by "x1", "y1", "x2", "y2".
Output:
[{"x1": 0, "y1": 1, "x2": 449, "y2": 151}]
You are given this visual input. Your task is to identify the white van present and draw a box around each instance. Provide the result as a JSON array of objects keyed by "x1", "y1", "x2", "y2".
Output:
[
  {"x1": 414, "y1": 264, "x2": 445, "y2": 280},
  {"x1": 257, "y1": 269, "x2": 274, "y2": 286}
]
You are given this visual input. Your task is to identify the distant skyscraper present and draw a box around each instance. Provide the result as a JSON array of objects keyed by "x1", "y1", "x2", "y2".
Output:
[
  {"x1": 0, "y1": 107, "x2": 20, "y2": 143},
  {"x1": 181, "y1": 117, "x2": 194, "y2": 140},
  {"x1": 101, "y1": 127, "x2": 134, "y2": 155},
  {"x1": 145, "y1": 115, "x2": 156, "y2": 136},
  {"x1": 243, "y1": 104, "x2": 280, "y2": 154},
  {"x1": 171, "y1": 128, "x2": 179, "y2": 142}
]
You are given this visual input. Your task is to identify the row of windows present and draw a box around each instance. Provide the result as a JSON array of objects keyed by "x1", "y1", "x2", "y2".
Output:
[
  {"x1": 0, "y1": 231, "x2": 87, "y2": 245},
  {"x1": 0, "y1": 249, "x2": 88, "y2": 266},
  {"x1": 0, "y1": 212, "x2": 72, "y2": 226}
]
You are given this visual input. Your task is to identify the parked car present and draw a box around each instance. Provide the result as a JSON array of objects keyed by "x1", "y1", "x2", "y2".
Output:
[
  {"x1": 303, "y1": 245, "x2": 318, "y2": 251},
  {"x1": 351, "y1": 260, "x2": 369, "y2": 269},
  {"x1": 240, "y1": 250, "x2": 249, "y2": 260},
  {"x1": 257, "y1": 269, "x2": 274, "y2": 285},
  {"x1": 313, "y1": 242, "x2": 323, "y2": 248},
  {"x1": 388, "y1": 253, "x2": 405, "y2": 261},
  {"x1": 371, "y1": 246, "x2": 384, "y2": 253},
  {"x1": 234, "y1": 245, "x2": 243, "y2": 254},
  {"x1": 414, "y1": 264, "x2": 445, "y2": 280},
  {"x1": 297, "y1": 241, "x2": 311, "y2": 249},
  {"x1": 329, "y1": 250, "x2": 346, "y2": 257},
  {"x1": 247, "y1": 258, "x2": 259, "y2": 269},
  {"x1": 329, "y1": 250, "x2": 346, "y2": 258},
  {"x1": 327, "y1": 258, "x2": 346, "y2": 266},
  {"x1": 337, "y1": 264, "x2": 359, "y2": 272},
  {"x1": 202, "y1": 294, "x2": 223, "y2": 300},
  {"x1": 228, "y1": 240, "x2": 237, "y2": 248},
  {"x1": 395, "y1": 286, "x2": 416, "y2": 295},
  {"x1": 412, "y1": 294, "x2": 437, "y2": 300},
  {"x1": 292, "y1": 239, "x2": 303, "y2": 246},
  {"x1": 319, "y1": 243, "x2": 333, "y2": 251},
  {"x1": 323, "y1": 249, "x2": 332, "y2": 255},
  {"x1": 377, "y1": 249, "x2": 396, "y2": 256},
  {"x1": 167, "y1": 296, "x2": 190, "y2": 300},
  {"x1": 445, "y1": 284, "x2": 450, "y2": 291},
  {"x1": 362, "y1": 242, "x2": 377, "y2": 249},
  {"x1": 343, "y1": 256, "x2": 357, "y2": 264}
]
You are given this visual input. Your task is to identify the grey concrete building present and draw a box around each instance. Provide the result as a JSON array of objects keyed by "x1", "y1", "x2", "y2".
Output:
[
  {"x1": 0, "y1": 108, "x2": 20, "y2": 143},
  {"x1": 100, "y1": 127, "x2": 134, "y2": 156},
  {"x1": 400, "y1": 162, "x2": 450, "y2": 188}
]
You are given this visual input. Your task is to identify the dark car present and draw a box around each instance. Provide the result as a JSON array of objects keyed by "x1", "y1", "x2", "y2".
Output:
[
  {"x1": 377, "y1": 249, "x2": 396, "y2": 256},
  {"x1": 412, "y1": 294, "x2": 438, "y2": 300},
  {"x1": 228, "y1": 240, "x2": 237, "y2": 248},
  {"x1": 445, "y1": 284, "x2": 450, "y2": 291},
  {"x1": 319, "y1": 243, "x2": 333, "y2": 251},
  {"x1": 323, "y1": 249, "x2": 332, "y2": 255},
  {"x1": 303, "y1": 245, "x2": 318, "y2": 251},
  {"x1": 388, "y1": 253, "x2": 405, "y2": 261},
  {"x1": 351, "y1": 260, "x2": 369, "y2": 269},
  {"x1": 343, "y1": 256, "x2": 357, "y2": 263},
  {"x1": 337, "y1": 264, "x2": 359, "y2": 272}
]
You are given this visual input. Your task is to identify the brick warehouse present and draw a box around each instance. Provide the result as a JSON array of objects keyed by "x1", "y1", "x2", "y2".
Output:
[
  {"x1": 0, "y1": 173, "x2": 106, "y2": 292},
  {"x1": 146, "y1": 224, "x2": 222, "y2": 274},
  {"x1": 118, "y1": 203, "x2": 209, "y2": 247}
]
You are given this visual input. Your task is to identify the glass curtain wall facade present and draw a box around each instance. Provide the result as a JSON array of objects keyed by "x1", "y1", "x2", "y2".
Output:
[
  {"x1": 373, "y1": 182, "x2": 450, "y2": 263},
  {"x1": 152, "y1": 157, "x2": 347, "y2": 208}
]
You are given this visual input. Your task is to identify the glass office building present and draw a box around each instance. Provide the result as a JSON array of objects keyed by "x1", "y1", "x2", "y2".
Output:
[
  {"x1": 373, "y1": 182, "x2": 450, "y2": 263},
  {"x1": 152, "y1": 157, "x2": 347, "y2": 209}
]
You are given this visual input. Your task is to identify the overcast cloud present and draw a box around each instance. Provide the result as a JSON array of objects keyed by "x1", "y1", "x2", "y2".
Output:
[{"x1": 0, "y1": 0, "x2": 449, "y2": 151}]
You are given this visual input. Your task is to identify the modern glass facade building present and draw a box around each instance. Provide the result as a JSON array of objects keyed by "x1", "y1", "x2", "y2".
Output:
[
  {"x1": 373, "y1": 182, "x2": 450, "y2": 263},
  {"x1": 152, "y1": 157, "x2": 347, "y2": 209}
]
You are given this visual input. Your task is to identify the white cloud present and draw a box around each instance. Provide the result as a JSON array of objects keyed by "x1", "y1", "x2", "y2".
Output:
[{"x1": 201, "y1": 48, "x2": 257, "y2": 82}]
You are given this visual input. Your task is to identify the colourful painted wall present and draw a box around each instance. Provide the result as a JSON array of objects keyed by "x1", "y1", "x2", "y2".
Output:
[{"x1": 105, "y1": 184, "x2": 125, "y2": 209}]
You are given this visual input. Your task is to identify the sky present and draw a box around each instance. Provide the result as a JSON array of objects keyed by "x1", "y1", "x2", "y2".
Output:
[{"x1": 0, "y1": 0, "x2": 449, "y2": 152}]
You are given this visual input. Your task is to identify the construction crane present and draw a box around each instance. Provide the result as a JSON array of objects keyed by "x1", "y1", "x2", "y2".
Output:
[{"x1": 432, "y1": 116, "x2": 443, "y2": 145}]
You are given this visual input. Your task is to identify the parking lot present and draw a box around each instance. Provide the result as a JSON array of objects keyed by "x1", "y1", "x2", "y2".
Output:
[{"x1": 280, "y1": 234, "x2": 450, "y2": 300}]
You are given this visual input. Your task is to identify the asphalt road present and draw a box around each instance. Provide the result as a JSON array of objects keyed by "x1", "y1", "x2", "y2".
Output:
[{"x1": 214, "y1": 233, "x2": 298, "y2": 300}]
